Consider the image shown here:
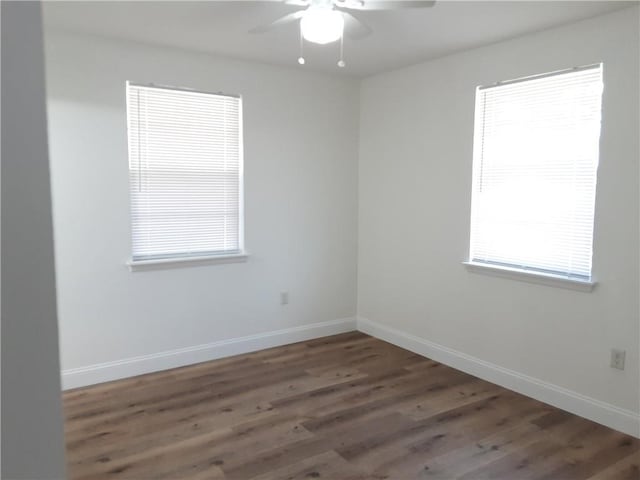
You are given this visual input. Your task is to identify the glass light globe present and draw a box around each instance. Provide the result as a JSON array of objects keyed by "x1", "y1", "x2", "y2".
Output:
[{"x1": 300, "y1": 7, "x2": 344, "y2": 45}]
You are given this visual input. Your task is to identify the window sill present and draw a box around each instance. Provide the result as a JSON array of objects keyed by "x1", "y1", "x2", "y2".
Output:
[
  {"x1": 127, "y1": 252, "x2": 249, "y2": 272},
  {"x1": 462, "y1": 261, "x2": 596, "y2": 292}
]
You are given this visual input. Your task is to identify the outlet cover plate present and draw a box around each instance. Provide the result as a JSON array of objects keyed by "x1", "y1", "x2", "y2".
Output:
[{"x1": 610, "y1": 349, "x2": 626, "y2": 370}]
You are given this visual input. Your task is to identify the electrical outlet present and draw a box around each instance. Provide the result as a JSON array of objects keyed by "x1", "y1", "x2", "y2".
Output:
[
  {"x1": 280, "y1": 291, "x2": 289, "y2": 305},
  {"x1": 610, "y1": 349, "x2": 625, "y2": 370}
]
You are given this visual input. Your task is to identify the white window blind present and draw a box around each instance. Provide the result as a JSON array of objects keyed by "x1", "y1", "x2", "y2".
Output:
[
  {"x1": 127, "y1": 83, "x2": 243, "y2": 261},
  {"x1": 469, "y1": 64, "x2": 603, "y2": 280}
]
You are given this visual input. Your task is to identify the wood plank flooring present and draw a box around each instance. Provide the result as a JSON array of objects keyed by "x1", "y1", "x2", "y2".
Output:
[{"x1": 63, "y1": 332, "x2": 639, "y2": 479}]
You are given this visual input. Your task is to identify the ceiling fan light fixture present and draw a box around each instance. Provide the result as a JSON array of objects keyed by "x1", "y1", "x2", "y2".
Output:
[{"x1": 300, "y1": 7, "x2": 344, "y2": 45}]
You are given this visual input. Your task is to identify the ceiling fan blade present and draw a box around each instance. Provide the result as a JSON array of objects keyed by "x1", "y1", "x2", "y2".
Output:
[
  {"x1": 249, "y1": 10, "x2": 305, "y2": 34},
  {"x1": 338, "y1": 0, "x2": 436, "y2": 10},
  {"x1": 340, "y1": 11, "x2": 373, "y2": 40}
]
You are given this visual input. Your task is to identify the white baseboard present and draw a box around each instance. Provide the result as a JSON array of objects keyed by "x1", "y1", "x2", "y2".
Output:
[
  {"x1": 357, "y1": 316, "x2": 640, "y2": 438},
  {"x1": 61, "y1": 314, "x2": 639, "y2": 439},
  {"x1": 62, "y1": 317, "x2": 357, "y2": 390}
]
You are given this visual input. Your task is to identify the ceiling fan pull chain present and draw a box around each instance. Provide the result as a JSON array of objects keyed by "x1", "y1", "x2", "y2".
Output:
[
  {"x1": 338, "y1": 31, "x2": 346, "y2": 68},
  {"x1": 298, "y1": 23, "x2": 306, "y2": 65}
]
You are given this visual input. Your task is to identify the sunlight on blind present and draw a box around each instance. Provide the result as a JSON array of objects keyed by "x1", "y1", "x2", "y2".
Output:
[
  {"x1": 127, "y1": 83, "x2": 242, "y2": 261},
  {"x1": 469, "y1": 65, "x2": 603, "y2": 280}
]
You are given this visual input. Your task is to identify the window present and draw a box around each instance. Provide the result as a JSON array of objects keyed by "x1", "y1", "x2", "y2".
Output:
[
  {"x1": 468, "y1": 64, "x2": 603, "y2": 283},
  {"x1": 126, "y1": 83, "x2": 243, "y2": 264}
]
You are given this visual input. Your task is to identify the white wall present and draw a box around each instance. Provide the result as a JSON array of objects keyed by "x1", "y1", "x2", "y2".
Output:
[
  {"x1": 1, "y1": 2, "x2": 67, "y2": 477},
  {"x1": 44, "y1": 31, "x2": 359, "y2": 385},
  {"x1": 358, "y1": 6, "x2": 639, "y2": 432}
]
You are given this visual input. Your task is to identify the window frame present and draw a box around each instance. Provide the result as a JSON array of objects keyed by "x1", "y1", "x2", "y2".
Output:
[
  {"x1": 464, "y1": 65, "x2": 602, "y2": 291},
  {"x1": 125, "y1": 82, "x2": 247, "y2": 271}
]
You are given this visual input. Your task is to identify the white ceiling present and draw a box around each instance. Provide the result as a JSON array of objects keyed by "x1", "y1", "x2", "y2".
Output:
[{"x1": 43, "y1": 1, "x2": 633, "y2": 77}]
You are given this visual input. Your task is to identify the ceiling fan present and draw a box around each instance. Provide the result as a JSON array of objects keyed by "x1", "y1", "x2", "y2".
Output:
[{"x1": 250, "y1": 0, "x2": 436, "y2": 67}]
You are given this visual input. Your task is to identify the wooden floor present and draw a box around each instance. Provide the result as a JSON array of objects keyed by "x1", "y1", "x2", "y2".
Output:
[{"x1": 64, "y1": 332, "x2": 639, "y2": 480}]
